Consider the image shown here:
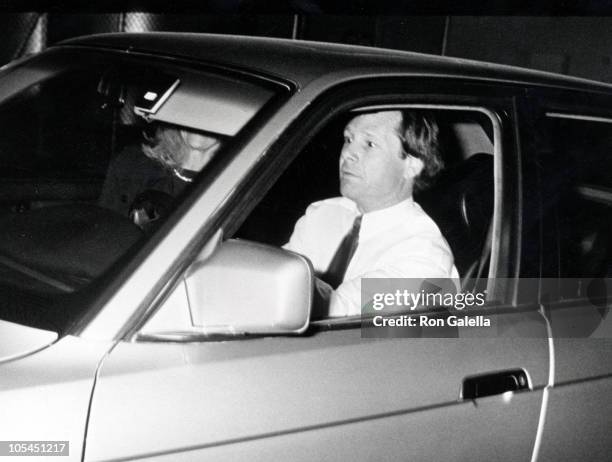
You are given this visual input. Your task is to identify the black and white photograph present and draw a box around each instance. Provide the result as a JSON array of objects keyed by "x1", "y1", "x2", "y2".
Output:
[{"x1": 0, "y1": 2, "x2": 611, "y2": 461}]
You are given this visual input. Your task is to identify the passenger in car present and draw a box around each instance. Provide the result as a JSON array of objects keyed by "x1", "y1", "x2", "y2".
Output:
[
  {"x1": 284, "y1": 110, "x2": 459, "y2": 317},
  {"x1": 99, "y1": 123, "x2": 222, "y2": 229}
]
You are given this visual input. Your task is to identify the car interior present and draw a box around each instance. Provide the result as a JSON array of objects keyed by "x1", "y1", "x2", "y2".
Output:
[
  {"x1": 0, "y1": 56, "x2": 279, "y2": 333},
  {"x1": 0, "y1": 69, "x2": 143, "y2": 330},
  {"x1": 0, "y1": 67, "x2": 208, "y2": 328},
  {"x1": 234, "y1": 108, "x2": 496, "y2": 287},
  {"x1": 0, "y1": 65, "x2": 234, "y2": 296}
]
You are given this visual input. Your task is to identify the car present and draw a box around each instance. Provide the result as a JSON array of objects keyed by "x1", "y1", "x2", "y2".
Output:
[{"x1": 0, "y1": 32, "x2": 611, "y2": 461}]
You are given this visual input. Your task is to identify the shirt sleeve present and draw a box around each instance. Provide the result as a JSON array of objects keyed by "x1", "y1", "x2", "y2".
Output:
[
  {"x1": 282, "y1": 201, "x2": 326, "y2": 270},
  {"x1": 282, "y1": 211, "x2": 309, "y2": 254},
  {"x1": 329, "y1": 237, "x2": 458, "y2": 317}
]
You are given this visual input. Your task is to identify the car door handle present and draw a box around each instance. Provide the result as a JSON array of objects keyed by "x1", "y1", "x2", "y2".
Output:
[{"x1": 460, "y1": 369, "x2": 530, "y2": 400}]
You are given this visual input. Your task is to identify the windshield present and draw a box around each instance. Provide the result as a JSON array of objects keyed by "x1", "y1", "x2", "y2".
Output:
[{"x1": 0, "y1": 47, "x2": 278, "y2": 334}]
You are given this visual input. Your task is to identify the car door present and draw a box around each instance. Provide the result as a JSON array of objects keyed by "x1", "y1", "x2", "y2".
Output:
[
  {"x1": 521, "y1": 90, "x2": 612, "y2": 461},
  {"x1": 83, "y1": 79, "x2": 550, "y2": 462}
]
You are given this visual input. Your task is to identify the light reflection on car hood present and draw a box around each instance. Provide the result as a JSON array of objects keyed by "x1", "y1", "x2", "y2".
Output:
[{"x1": 0, "y1": 320, "x2": 58, "y2": 364}]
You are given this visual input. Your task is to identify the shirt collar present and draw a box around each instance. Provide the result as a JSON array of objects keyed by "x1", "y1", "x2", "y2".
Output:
[{"x1": 356, "y1": 197, "x2": 415, "y2": 240}]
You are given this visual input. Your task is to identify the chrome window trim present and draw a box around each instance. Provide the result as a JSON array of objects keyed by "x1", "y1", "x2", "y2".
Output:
[
  {"x1": 546, "y1": 112, "x2": 612, "y2": 124},
  {"x1": 577, "y1": 185, "x2": 612, "y2": 205}
]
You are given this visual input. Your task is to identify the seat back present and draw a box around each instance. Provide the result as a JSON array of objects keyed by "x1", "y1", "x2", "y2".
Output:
[{"x1": 418, "y1": 153, "x2": 494, "y2": 277}]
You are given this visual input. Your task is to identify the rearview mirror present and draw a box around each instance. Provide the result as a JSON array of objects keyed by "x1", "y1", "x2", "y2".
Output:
[{"x1": 183, "y1": 239, "x2": 313, "y2": 336}]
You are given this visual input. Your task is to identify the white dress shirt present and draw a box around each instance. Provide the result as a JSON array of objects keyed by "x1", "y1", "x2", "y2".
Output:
[{"x1": 284, "y1": 196, "x2": 459, "y2": 317}]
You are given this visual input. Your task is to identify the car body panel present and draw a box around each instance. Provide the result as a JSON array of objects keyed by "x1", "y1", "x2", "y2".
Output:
[
  {"x1": 134, "y1": 391, "x2": 543, "y2": 462},
  {"x1": 0, "y1": 336, "x2": 111, "y2": 462},
  {"x1": 85, "y1": 311, "x2": 549, "y2": 461},
  {"x1": 539, "y1": 312, "x2": 612, "y2": 461},
  {"x1": 0, "y1": 320, "x2": 58, "y2": 363},
  {"x1": 61, "y1": 33, "x2": 612, "y2": 95},
  {"x1": 538, "y1": 377, "x2": 612, "y2": 461}
]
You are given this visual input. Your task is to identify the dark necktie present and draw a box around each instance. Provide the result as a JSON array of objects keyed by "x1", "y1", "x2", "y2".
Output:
[{"x1": 322, "y1": 215, "x2": 362, "y2": 289}]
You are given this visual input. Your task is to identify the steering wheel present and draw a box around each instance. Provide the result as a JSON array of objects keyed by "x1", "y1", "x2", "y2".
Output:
[{"x1": 129, "y1": 189, "x2": 174, "y2": 231}]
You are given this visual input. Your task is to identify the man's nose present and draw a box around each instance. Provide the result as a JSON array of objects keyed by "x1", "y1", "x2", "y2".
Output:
[{"x1": 341, "y1": 145, "x2": 360, "y2": 163}]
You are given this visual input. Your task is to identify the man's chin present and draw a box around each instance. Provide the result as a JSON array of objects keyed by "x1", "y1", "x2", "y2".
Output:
[{"x1": 340, "y1": 183, "x2": 361, "y2": 202}]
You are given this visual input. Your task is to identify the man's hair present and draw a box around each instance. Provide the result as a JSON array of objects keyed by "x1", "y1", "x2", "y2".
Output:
[
  {"x1": 397, "y1": 110, "x2": 443, "y2": 191},
  {"x1": 142, "y1": 124, "x2": 192, "y2": 170}
]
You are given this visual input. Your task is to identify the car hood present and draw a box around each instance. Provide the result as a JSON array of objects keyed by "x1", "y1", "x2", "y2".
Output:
[{"x1": 0, "y1": 320, "x2": 58, "y2": 363}]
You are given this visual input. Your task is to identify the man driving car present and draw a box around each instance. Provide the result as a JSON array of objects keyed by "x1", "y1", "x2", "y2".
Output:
[{"x1": 284, "y1": 110, "x2": 459, "y2": 317}]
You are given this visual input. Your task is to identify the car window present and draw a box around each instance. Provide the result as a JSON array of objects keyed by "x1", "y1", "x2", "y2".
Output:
[
  {"x1": 232, "y1": 106, "x2": 497, "y2": 319},
  {"x1": 0, "y1": 48, "x2": 279, "y2": 334},
  {"x1": 538, "y1": 113, "x2": 612, "y2": 298}
]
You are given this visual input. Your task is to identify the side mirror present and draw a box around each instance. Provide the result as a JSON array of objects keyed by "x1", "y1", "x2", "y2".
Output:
[{"x1": 183, "y1": 239, "x2": 313, "y2": 336}]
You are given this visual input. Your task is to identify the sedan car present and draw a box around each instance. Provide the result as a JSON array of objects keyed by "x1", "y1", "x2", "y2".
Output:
[{"x1": 0, "y1": 32, "x2": 611, "y2": 461}]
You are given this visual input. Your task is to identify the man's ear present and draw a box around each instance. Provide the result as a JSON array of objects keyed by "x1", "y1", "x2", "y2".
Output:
[{"x1": 403, "y1": 156, "x2": 424, "y2": 180}]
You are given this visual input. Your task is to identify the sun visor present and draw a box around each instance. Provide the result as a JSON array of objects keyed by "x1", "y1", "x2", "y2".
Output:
[
  {"x1": 134, "y1": 73, "x2": 275, "y2": 137},
  {"x1": 133, "y1": 74, "x2": 181, "y2": 117}
]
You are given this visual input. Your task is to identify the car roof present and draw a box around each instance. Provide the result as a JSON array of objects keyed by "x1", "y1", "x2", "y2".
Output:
[{"x1": 60, "y1": 32, "x2": 612, "y2": 94}]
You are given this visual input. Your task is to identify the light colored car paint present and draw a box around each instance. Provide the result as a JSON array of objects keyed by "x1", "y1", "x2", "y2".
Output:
[
  {"x1": 85, "y1": 311, "x2": 550, "y2": 461},
  {"x1": 0, "y1": 336, "x2": 112, "y2": 461},
  {"x1": 0, "y1": 320, "x2": 57, "y2": 363}
]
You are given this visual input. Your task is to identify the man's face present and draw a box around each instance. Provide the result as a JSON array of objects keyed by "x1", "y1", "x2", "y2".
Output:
[{"x1": 339, "y1": 111, "x2": 421, "y2": 212}]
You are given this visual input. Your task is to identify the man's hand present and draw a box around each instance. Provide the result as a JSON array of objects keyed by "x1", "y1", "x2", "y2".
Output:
[{"x1": 311, "y1": 277, "x2": 333, "y2": 319}]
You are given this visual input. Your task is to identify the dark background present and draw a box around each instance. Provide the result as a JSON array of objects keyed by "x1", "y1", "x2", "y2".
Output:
[{"x1": 0, "y1": 12, "x2": 611, "y2": 83}]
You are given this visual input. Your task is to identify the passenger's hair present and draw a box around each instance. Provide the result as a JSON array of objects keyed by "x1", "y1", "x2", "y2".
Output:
[
  {"x1": 397, "y1": 111, "x2": 443, "y2": 191},
  {"x1": 141, "y1": 124, "x2": 194, "y2": 170}
]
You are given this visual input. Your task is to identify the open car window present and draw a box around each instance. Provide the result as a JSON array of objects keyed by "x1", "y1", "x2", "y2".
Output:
[
  {"x1": 0, "y1": 48, "x2": 279, "y2": 334},
  {"x1": 232, "y1": 106, "x2": 496, "y2": 319}
]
